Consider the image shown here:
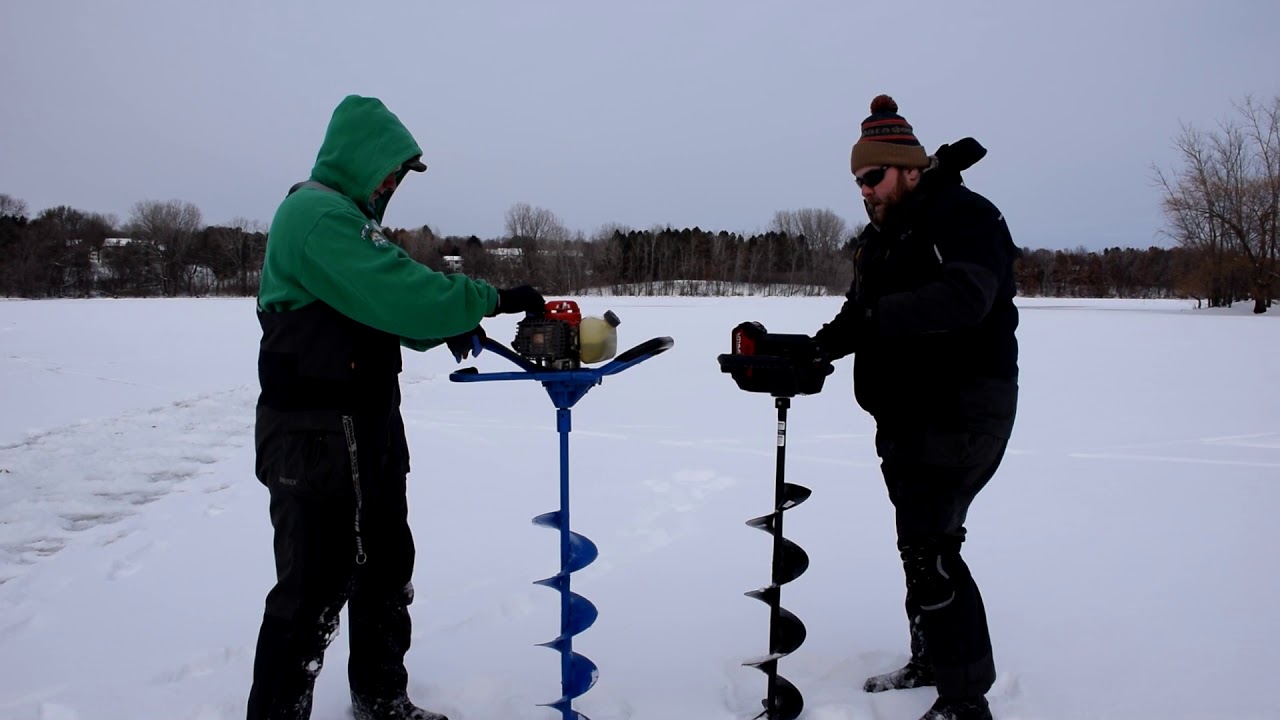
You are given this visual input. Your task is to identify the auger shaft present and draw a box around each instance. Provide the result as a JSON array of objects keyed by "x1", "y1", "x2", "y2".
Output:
[
  {"x1": 716, "y1": 326, "x2": 827, "y2": 719},
  {"x1": 743, "y1": 395, "x2": 808, "y2": 720},
  {"x1": 767, "y1": 397, "x2": 789, "y2": 707},
  {"x1": 449, "y1": 334, "x2": 673, "y2": 720},
  {"x1": 557, "y1": 407, "x2": 575, "y2": 714}
]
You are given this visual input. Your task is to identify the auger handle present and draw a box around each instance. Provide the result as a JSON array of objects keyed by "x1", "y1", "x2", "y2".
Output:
[
  {"x1": 599, "y1": 336, "x2": 674, "y2": 375},
  {"x1": 448, "y1": 336, "x2": 674, "y2": 384}
]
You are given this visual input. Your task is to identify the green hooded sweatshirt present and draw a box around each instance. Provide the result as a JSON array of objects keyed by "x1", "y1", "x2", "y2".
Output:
[{"x1": 258, "y1": 95, "x2": 497, "y2": 344}]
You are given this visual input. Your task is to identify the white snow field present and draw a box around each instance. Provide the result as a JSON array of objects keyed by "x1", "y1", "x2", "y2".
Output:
[{"x1": 1, "y1": 296, "x2": 1276, "y2": 720}]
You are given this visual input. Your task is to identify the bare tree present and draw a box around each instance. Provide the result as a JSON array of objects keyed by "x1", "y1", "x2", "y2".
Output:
[
  {"x1": 589, "y1": 222, "x2": 631, "y2": 244},
  {"x1": 0, "y1": 196, "x2": 38, "y2": 296},
  {"x1": 504, "y1": 202, "x2": 570, "y2": 244},
  {"x1": 539, "y1": 232, "x2": 591, "y2": 293},
  {"x1": 1155, "y1": 95, "x2": 1279, "y2": 313},
  {"x1": 191, "y1": 217, "x2": 268, "y2": 296},
  {"x1": 0, "y1": 194, "x2": 29, "y2": 218},
  {"x1": 226, "y1": 216, "x2": 267, "y2": 235},
  {"x1": 1240, "y1": 95, "x2": 1280, "y2": 308},
  {"x1": 8, "y1": 206, "x2": 110, "y2": 297},
  {"x1": 769, "y1": 208, "x2": 849, "y2": 253},
  {"x1": 128, "y1": 199, "x2": 204, "y2": 296},
  {"x1": 588, "y1": 223, "x2": 632, "y2": 288},
  {"x1": 1156, "y1": 135, "x2": 1235, "y2": 307},
  {"x1": 770, "y1": 208, "x2": 852, "y2": 290},
  {"x1": 502, "y1": 202, "x2": 574, "y2": 288},
  {"x1": 401, "y1": 226, "x2": 444, "y2": 269}
]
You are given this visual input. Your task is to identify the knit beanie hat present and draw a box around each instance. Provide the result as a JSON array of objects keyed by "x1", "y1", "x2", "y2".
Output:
[{"x1": 850, "y1": 95, "x2": 929, "y2": 172}]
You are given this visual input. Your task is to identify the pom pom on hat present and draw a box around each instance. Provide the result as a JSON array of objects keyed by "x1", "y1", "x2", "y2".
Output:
[
  {"x1": 851, "y1": 94, "x2": 929, "y2": 172},
  {"x1": 870, "y1": 94, "x2": 898, "y2": 114}
]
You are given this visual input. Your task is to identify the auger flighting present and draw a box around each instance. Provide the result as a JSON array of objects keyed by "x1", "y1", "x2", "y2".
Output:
[
  {"x1": 450, "y1": 301, "x2": 672, "y2": 720},
  {"x1": 719, "y1": 321, "x2": 835, "y2": 720}
]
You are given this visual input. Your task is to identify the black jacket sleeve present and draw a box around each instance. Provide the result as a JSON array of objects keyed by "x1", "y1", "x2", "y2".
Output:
[
  {"x1": 813, "y1": 289, "x2": 866, "y2": 360},
  {"x1": 874, "y1": 194, "x2": 1009, "y2": 337}
]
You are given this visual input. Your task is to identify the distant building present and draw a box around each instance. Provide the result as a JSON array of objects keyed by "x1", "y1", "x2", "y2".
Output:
[
  {"x1": 488, "y1": 247, "x2": 523, "y2": 261},
  {"x1": 89, "y1": 238, "x2": 135, "y2": 265}
]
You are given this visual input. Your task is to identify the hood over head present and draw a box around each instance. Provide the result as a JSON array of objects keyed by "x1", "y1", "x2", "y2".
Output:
[{"x1": 310, "y1": 95, "x2": 425, "y2": 221}]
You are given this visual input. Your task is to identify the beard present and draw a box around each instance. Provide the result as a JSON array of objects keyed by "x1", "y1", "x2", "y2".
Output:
[
  {"x1": 864, "y1": 172, "x2": 913, "y2": 226},
  {"x1": 368, "y1": 186, "x2": 396, "y2": 215}
]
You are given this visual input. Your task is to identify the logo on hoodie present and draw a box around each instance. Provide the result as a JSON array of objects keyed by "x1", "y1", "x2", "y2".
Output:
[{"x1": 361, "y1": 221, "x2": 391, "y2": 247}]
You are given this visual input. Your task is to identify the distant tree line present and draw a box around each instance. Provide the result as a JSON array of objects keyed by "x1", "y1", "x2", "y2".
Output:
[
  {"x1": 1013, "y1": 245, "x2": 1242, "y2": 303},
  {"x1": 0, "y1": 195, "x2": 265, "y2": 298},
  {"x1": 0, "y1": 197, "x2": 862, "y2": 299},
  {"x1": 2, "y1": 95, "x2": 1275, "y2": 311},
  {"x1": 0, "y1": 192, "x2": 1266, "y2": 306}
]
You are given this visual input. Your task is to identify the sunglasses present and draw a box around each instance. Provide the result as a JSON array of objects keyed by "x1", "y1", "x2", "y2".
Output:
[{"x1": 855, "y1": 166, "x2": 891, "y2": 189}]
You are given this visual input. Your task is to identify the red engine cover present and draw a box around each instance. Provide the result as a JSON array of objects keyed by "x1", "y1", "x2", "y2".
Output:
[{"x1": 544, "y1": 300, "x2": 582, "y2": 326}]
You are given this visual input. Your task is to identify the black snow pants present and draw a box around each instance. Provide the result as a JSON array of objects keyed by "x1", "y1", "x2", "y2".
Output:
[
  {"x1": 875, "y1": 428, "x2": 1008, "y2": 700},
  {"x1": 247, "y1": 407, "x2": 415, "y2": 720}
]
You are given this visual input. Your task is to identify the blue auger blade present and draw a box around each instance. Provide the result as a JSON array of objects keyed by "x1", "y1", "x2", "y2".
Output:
[
  {"x1": 566, "y1": 651, "x2": 599, "y2": 698},
  {"x1": 532, "y1": 513, "x2": 600, "y2": 575},
  {"x1": 538, "y1": 699, "x2": 593, "y2": 720},
  {"x1": 533, "y1": 574, "x2": 565, "y2": 592},
  {"x1": 533, "y1": 510, "x2": 562, "y2": 529},
  {"x1": 565, "y1": 591, "x2": 599, "y2": 636},
  {"x1": 538, "y1": 652, "x2": 599, "y2": 709},
  {"x1": 779, "y1": 482, "x2": 811, "y2": 510},
  {"x1": 533, "y1": 592, "x2": 598, "y2": 645},
  {"x1": 775, "y1": 537, "x2": 810, "y2": 586},
  {"x1": 566, "y1": 531, "x2": 598, "y2": 574}
]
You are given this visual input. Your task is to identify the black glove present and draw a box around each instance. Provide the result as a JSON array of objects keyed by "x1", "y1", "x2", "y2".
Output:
[
  {"x1": 801, "y1": 335, "x2": 837, "y2": 376},
  {"x1": 810, "y1": 328, "x2": 842, "y2": 363},
  {"x1": 444, "y1": 325, "x2": 486, "y2": 362},
  {"x1": 492, "y1": 285, "x2": 546, "y2": 316},
  {"x1": 813, "y1": 301, "x2": 873, "y2": 361}
]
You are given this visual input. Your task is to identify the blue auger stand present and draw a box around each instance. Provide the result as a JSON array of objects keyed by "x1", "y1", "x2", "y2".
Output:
[
  {"x1": 450, "y1": 334, "x2": 674, "y2": 720},
  {"x1": 718, "y1": 321, "x2": 833, "y2": 720}
]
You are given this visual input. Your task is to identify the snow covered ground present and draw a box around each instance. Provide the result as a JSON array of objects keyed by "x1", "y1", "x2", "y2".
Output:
[{"x1": 0, "y1": 296, "x2": 1276, "y2": 720}]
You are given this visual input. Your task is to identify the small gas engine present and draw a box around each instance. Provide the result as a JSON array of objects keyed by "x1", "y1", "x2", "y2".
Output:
[{"x1": 512, "y1": 300, "x2": 621, "y2": 369}]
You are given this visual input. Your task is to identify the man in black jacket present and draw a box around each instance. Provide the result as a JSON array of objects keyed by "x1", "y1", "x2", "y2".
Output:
[{"x1": 813, "y1": 95, "x2": 1019, "y2": 720}]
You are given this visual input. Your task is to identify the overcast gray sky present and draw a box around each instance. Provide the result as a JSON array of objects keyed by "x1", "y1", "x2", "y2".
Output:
[{"x1": 2, "y1": 0, "x2": 1277, "y2": 250}]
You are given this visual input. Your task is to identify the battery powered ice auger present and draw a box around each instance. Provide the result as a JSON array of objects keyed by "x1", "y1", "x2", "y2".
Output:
[
  {"x1": 718, "y1": 321, "x2": 833, "y2": 720},
  {"x1": 451, "y1": 301, "x2": 673, "y2": 720}
]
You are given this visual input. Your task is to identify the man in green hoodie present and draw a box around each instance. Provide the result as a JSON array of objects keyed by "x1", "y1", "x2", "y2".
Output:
[{"x1": 247, "y1": 95, "x2": 545, "y2": 720}]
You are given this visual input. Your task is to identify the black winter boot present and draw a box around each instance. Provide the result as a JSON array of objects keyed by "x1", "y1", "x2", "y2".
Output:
[
  {"x1": 350, "y1": 692, "x2": 447, "y2": 720},
  {"x1": 863, "y1": 660, "x2": 936, "y2": 692},
  {"x1": 918, "y1": 695, "x2": 991, "y2": 720},
  {"x1": 866, "y1": 599, "x2": 936, "y2": 693}
]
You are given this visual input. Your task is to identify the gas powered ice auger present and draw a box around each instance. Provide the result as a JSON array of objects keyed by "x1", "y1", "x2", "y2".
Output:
[
  {"x1": 451, "y1": 300, "x2": 673, "y2": 720},
  {"x1": 718, "y1": 321, "x2": 833, "y2": 720}
]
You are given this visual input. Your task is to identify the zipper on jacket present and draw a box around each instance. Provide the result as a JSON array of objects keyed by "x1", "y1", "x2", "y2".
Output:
[{"x1": 340, "y1": 415, "x2": 368, "y2": 565}]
